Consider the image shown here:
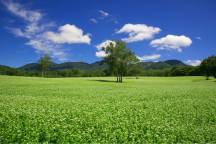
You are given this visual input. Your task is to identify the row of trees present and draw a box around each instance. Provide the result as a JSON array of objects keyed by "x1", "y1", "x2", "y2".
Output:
[
  {"x1": 100, "y1": 41, "x2": 216, "y2": 82},
  {"x1": 37, "y1": 41, "x2": 138, "y2": 82},
  {"x1": 0, "y1": 64, "x2": 203, "y2": 78},
  {"x1": 37, "y1": 41, "x2": 216, "y2": 82},
  {"x1": 0, "y1": 41, "x2": 215, "y2": 82}
]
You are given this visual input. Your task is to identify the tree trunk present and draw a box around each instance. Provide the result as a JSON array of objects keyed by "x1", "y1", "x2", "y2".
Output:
[
  {"x1": 116, "y1": 74, "x2": 122, "y2": 83},
  {"x1": 41, "y1": 71, "x2": 44, "y2": 77},
  {"x1": 120, "y1": 75, "x2": 122, "y2": 83},
  {"x1": 206, "y1": 75, "x2": 209, "y2": 80},
  {"x1": 116, "y1": 74, "x2": 123, "y2": 83}
]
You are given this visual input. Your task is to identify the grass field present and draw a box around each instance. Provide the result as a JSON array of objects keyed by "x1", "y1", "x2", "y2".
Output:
[{"x1": 0, "y1": 76, "x2": 216, "y2": 143}]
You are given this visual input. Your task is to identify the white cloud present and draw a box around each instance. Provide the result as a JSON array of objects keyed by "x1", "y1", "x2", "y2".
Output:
[
  {"x1": 2, "y1": 0, "x2": 42, "y2": 22},
  {"x1": 184, "y1": 60, "x2": 201, "y2": 66},
  {"x1": 150, "y1": 35, "x2": 192, "y2": 52},
  {"x1": 136, "y1": 54, "x2": 161, "y2": 61},
  {"x1": 95, "y1": 40, "x2": 116, "y2": 58},
  {"x1": 7, "y1": 27, "x2": 28, "y2": 38},
  {"x1": 26, "y1": 39, "x2": 67, "y2": 61},
  {"x1": 26, "y1": 39, "x2": 49, "y2": 53},
  {"x1": 43, "y1": 24, "x2": 91, "y2": 44},
  {"x1": 96, "y1": 51, "x2": 108, "y2": 58},
  {"x1": 2, "y1": 1, "x2": 61, "y2": 58},
  {"x1": 99, "y1": 10, "x2": 109, "y2": 17},
  {"x1": 2, "y1": 1, "x2": 90, "y2": 61},
  {"x1": 90, "y1": 18, "x2": 98, "y2": 24},
  {"x1": 117, "y1": 23, "x2": 161, "y2": 43},
  {"x1": 96, "y1": 40, "x2": 116, "y2": 50},
  {"x1": 8, "y1": 22, "x2": 55, "y2": 39}
]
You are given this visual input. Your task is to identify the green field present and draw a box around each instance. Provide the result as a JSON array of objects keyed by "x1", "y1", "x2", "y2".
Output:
[{"x1": 0, "y1": 76, "x2": 215, "y2": 143}]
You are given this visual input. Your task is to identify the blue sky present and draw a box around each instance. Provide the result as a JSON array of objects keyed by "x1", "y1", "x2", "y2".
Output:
[{"x1": 0, "y1": 0, "x2": 216, "y2": 67}]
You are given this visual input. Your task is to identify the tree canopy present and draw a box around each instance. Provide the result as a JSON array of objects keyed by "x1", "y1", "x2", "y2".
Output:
[
  {"x1": 200, "y1": 55, "x2": 216, "y2": 79},
  {"x1": 102, "y1": 41, "x2": 138, "y2": 82},
  {"x1": 38, "y1": 54, "x2": 52, "y2": 77}
]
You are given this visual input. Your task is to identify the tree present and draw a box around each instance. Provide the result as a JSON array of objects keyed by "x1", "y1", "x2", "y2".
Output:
[
  {"x1": 102, "y1": 41, "x2": 138, "y2": 83},
  {"x1": 38, "y1": 54, "x2": 52, "y2": 77},
  {"x1": 200, "y1": 55, "x2": 216, "y2": 80}
]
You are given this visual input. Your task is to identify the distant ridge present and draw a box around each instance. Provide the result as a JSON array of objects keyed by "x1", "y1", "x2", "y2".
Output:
[
  {"x1": 18, "y1": 60, "x2": 187, "y2": 72},
  {"x1": 164, "y1": 60, "x2": 185, "y2": 66}
]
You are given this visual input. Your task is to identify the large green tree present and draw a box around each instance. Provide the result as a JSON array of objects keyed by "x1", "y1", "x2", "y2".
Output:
[
  {"x1": 200, "y1": 55, "x2": 216, "y2": 80},
  {"x1": 102, "y1": 41, "x2": 138, "y2": 82},
  {"x1": 38, "y1": 54, "x2": 52, "y2": 77}
]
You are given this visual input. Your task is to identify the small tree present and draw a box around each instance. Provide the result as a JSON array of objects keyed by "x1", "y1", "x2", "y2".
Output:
[
  {"x1": 200, "y1": 55, "x2": 216, "y2": 80},
  {"x1": 38, "y1": 54, "x2": 52, "y2": 77},
  {"x1": 102, "y1": 41, "x2": 138, "y2": 83}
]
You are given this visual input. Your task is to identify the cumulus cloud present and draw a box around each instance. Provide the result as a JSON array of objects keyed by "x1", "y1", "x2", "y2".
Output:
[
  {"x1": 96, "y1": 40, "x2": 116, "y2": 50},
  {"x1": 95, "y1": 51, "x2": 108, "y2": 58},
  {"x1": 26, "y1": 39, "x2": 67, "y2": 61},
  {"x1": 116, "y1": 24, "x2": 161, "y2": 43},
  {"x1": 150, "y1": 35, "x2": 192, "y2": 52},
  {"x1": 2, "y1": 1, "x2": 90, "y2": 61},
  {"x1": 184, "y1": 60, "x2": 201, "y2": 66},
  {"x1": 136, "y1": 54, "x2": 161, "y2": 61},
  {"x1": 95, "y1": 40, "x2": 116, "y2": 58},
  {"x1": 43, "y1": 24, "x2": 91, "y2": 44}
]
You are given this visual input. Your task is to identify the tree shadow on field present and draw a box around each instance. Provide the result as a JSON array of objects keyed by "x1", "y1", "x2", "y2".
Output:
[
  {"x1": 192, "y1": 79, "x2": 206, "y2": 82},
  {"x1": 192, "y1": 78, "x2": 216, "y2": 82},
  {"x1": 88, "y1": 79, "x2": 116, "y2": 83}
]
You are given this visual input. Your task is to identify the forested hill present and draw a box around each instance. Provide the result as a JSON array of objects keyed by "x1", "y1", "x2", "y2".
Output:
[
  {"x1": 19, "y1": 60, "x2": 186, "y2": 71},
  {"x1": 0, "y1": 59, "x2": 201, "y2": 77}
]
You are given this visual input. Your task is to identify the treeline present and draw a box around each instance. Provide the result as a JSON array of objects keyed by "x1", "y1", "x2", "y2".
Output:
[
  {"x1": 128, "y1": 66, "x2": 201, "y2": 76},
  {"x1": 0, "y1": 65, "x2": 202, "y2": 77},
  {"x1": 0, "y1": 55, "x2": 215, "y2": 79}
]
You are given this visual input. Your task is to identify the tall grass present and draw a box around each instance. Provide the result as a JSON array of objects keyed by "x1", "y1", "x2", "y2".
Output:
[{"x1": 0, "y1": 76, "x2": 215, "y2": 143}]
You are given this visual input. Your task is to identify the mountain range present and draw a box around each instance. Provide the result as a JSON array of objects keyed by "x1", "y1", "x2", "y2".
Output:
[{"x1": 18, "y1": 60, "x2": 187, "y2": 72}]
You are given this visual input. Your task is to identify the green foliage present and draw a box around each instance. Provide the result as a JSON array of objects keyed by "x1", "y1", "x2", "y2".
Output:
[
  {"x1": 0, "y1": 55, "x2": 207, "y2": 78},
  {"x1": 169, "y1": 66, "x2": 201, "y2": 76},
  {"x1": 38, "y1": 54, "x2": 52, "y2": 77},
  {"x1": 102, "y1": 41, "x2": 138, "y2": 82},
  {"x1": 0, "y1": 63, "x2": 201, "y2": 78},
  {"x1": 0, "y1": 65, "x2": 25, "y2": 76},
  {"x1": 200, "y1": 55, "x2": 216, "y2": 79},
  {"x1": 0, "y1": 76, "x2": 215, "y2": 143}
]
